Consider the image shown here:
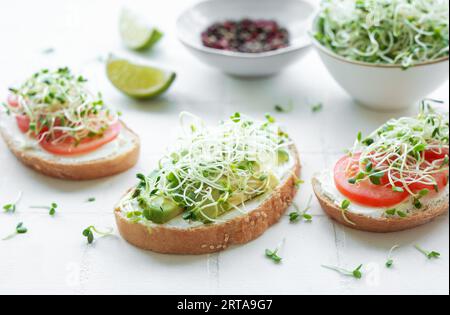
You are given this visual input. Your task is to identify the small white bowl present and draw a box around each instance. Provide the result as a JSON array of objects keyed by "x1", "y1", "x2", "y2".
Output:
[
  {"x1": 176, "y1": 0, "x2": 315, "y2": 77},
  {"x1": 311, "y1": 20, "x2": 449, "y2": 111}
]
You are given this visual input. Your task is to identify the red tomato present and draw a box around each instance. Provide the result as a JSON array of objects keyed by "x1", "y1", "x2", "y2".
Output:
[
  {"x1": 425, "y1": 147, "x2": 449, "y2": 162},
  {"x1": 7, "y1": 95, "x2": 19, "y2": 107},
  {"x1": 334, "y1": 155, "x2": 409, "y2": 207},
  {"x1": 39, "y1": 122, "x2": 121, "y2": 156},
  {"x1": 16, "y1": 115, "x2": 30, "y2": 133},
  {"x1": 408, "y1": 170, "x2": 449, "y2": 195}
]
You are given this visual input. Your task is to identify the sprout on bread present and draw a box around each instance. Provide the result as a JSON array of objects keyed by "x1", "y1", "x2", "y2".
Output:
[
  {"x1": 5, "y1": 68, "x2": 119, "y2": 144},
  {"x1": 120, "y1": 112, "x2": 293, "y2": 224},
  {"x1": 348, "y1": 100, "x2": 449, "y2": 200},
  {"x1": 314, "y1": 0, "x2": 449, "y2": 68}
]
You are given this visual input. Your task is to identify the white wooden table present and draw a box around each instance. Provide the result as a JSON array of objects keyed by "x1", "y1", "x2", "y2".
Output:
[{"x1": 0, "y1": 0, "x2": 448, "y2": 295}]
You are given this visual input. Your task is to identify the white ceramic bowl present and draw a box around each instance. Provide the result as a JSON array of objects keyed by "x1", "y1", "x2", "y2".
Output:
[
  {"x1": 311, "y1": 20, "x2": 449, "y2": 111},
  {"x1": 176, "y1": 0, "x2": 315, "y2": 77}
]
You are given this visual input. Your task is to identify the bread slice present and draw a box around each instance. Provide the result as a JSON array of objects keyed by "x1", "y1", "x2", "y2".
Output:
[
  {"x1": 114, "y1": 149, "x2": 301, "y2": 255},
  {"x1": 0, "y1": 114, "x2": 140, "y2": 180},
  {"x1": 312, "y1": 177, "x2": 449, "y2": 233}
]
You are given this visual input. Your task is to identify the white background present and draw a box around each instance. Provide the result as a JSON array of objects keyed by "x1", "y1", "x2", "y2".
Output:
[{"x1": 0, "y1": 0, "x2": 448, "y2": 295}]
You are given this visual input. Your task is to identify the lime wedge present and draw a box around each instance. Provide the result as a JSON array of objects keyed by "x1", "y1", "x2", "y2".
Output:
[
  {"x1": 107, "y1": 59, "x2": 176, "y2": 99},
  {"x1": 119, "y1": 9, "x2": 163, "y2": 51}
]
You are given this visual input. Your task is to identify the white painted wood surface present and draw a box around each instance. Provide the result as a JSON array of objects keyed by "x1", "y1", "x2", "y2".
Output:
[{"x1": 0, "y1": 0, "x2": 448, "y2": 295}]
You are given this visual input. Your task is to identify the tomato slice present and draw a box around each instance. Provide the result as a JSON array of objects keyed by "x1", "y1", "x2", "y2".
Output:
[
  {"x1": 7, "y1": 94, "x2": 19, "y2": 107},
  {"x1": 40, "y1": 122, "x2": 122, "y2": 156},
  {"x1": 408, "y1": 170, "x2": 449, "y2": 195},
  {"x1": 16, "y1": 115, "x2": 31, "y2": 133},
  {"x1": 425, "y1": 148, "x2": 449, "y2": 162},
  {"x1": 334, "y1": 155, "x2": 409, "y2": 207}
]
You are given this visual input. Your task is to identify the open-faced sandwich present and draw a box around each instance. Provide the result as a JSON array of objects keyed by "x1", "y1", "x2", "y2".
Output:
[
  {"x1": 313, "y1": 101, "x2": 449, "y2": 232},
  {"x1": 115, "y1": 112, "x2": 300, "y2": 254},
  {"x1": 0, "y1": 68, "x2": 140, "y2": 180}
]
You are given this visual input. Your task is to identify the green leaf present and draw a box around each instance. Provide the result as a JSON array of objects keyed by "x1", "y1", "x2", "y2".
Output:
[
  {"x1": 414, "y1": 144, "x2": 426, "y2": 153},
  {"x1": 362, "y1": 138, "x2": 374, "y2": 146},
  {"x1": 265, "y1": 113, "x2": 276, "y2": 123},
  {"x1": 385, "y1": 259, "x2": 394, "y2": 268},
  {"x1": 385, "y1": 209, "x2": 397, "y2": 216},
  {"x1": 369, "y1": 172, "x2": 384, "y2": 185},
  {"x1": 311, "y1": 103, "x2": 323, "y2": 113},
  {"x1": 418, "y1": 189, "x2": 430, "y2": 198},
  {"x1": 392, "y1": 186, "x2": 404, "y2": 193},
  {"x1": 16, "y1": 223, "x2": 28, "y2": 234},
  {"x1": 289, "y1": 212, "x2": 300, "y2": 222},
  {"x1": 413, "y1": 198, "x2": 422, "y2": 209},
  {"x1": 341, "y1": 199, "x2": 351, "y2": 210},
  {"x1": 265, "y1": 247, "x2": 282, "y2": 263},
  {"x1": 352, "y1": 265, "x2": 363, "y2": 279},
  {"x1": 428, "y1": 251, "x2": 441, "y2": 259},
  {"x1": 230, "y1": 112, "x2": 241, "y2": 123},
  {"x1": 3, "y1": 204, "x2": 14, "y2": 213}
]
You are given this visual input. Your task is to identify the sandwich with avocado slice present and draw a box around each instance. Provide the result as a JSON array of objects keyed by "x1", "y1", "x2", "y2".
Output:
[{"x1": 115, "y1": 112, "x2": 301, "y2": 254}]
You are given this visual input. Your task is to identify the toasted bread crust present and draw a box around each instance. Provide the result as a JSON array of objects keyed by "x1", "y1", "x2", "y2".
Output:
[
  {"x1": 115, "y1": 151, "x2": 301, "y2": 255},
  {"x1": 312, "y1": 178, "x2": 449, "y2": 233},
  {"x1": 0, "y1": 121, "x2": 140, "y2": 180}
]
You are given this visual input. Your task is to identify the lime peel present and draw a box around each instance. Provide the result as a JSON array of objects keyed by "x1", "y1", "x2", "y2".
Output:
[
  {"x1": 107, "y1": 59, "x2": 176, "y2": 100},
  {"x1": 119, "y1": 9, "x2": 163, "y2": 51}
]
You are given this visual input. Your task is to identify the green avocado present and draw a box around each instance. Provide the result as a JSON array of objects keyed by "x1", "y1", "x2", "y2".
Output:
[
  {"x1": 193, "y1": 172, "x2": 280, "y2": 223},
  {"x1": 139, "y1": 196, "x2": 183, "y2": 224}
]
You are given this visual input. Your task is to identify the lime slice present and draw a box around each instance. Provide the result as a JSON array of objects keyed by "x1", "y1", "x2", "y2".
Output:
[
  {"x1": 107, "y1": 59, "x2": 176, "y2": 99},
  {"x1": 119, "y1": 9, "x2": 163, "y2": 50}
]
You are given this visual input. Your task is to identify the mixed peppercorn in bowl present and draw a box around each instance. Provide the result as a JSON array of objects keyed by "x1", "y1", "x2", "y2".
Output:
[{"x1": 176, "y1": 0, "x2": 315, "y2": 77}]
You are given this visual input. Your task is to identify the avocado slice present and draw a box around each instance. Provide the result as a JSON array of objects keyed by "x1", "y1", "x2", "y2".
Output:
[
  {"x1": 194, "y1": 172, "x2": 280, "y2": 222},
  {"x1": 140, "y1": 196, "x2": 183, "y2": 224}
]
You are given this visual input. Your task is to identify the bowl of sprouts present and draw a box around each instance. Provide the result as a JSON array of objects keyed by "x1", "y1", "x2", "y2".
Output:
[{"x1": 311, "y1": 0, "x2": 449, "y2": 111}]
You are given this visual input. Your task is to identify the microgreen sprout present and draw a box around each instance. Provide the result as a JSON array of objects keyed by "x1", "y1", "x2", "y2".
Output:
[
  {"x1": 311, "y1": 103, "x2": 323, "y2": 113},
  {"x1": 385, "y1": 208, "x2": 408, "y2": 218},
  {"x1": 386, "y1": 245, "x2": 400, "y2": 268},
  {"x1": 5, "y1": 68, "x2": 120, "y2": 145},
  {"x1": 2, "y1": 222, "x2": 28, "y2": 241},
  {"x1": 414, "y1": 245, "x2": 441, "y2": 260},
  {"x1": 3, "y1": 191, "x2": 23, "y2": 214},
  {"x1": 274, "y1": 101, "x2": 294, "y2": 113},
  {"x1": 265, "y1": 239, "x2": 285, "y2": 264},
  {"x1": 340, "y1": 199, "x2": 356, "y2": 226},
  {"x1": 265, "y1": 249, "x2": 282, "y2": 263},
  {"x1": 30, "y1": 203, "x2": 58, "y2": 216},
  {"x1": 321, "y1": 264, "x2": 363, "y2": 279},
  {"x1": 82, "y1": 226, "x2": 114, "y2": 244},
  {"x1": 265, "y1": 113, "x2": 276, "y2": 123},
  {"x1": 119, "y1": 112, "x2": 293, "y2": 224},
  {"x1": 314, "y1": 0, "x2": 449, "y2": 68},
  {"x1": 289, "y1": 195, "x2": 313, "y2": 223},
  {"x1": 348, "y1": 101, "x2": 449, "y2": 203}
]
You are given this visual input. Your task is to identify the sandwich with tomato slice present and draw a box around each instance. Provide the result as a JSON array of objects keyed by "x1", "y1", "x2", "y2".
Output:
[
  {"x1": 313, "y1": 102, "x2": 449, "y2": 232},
  {"x1": 0, "y1": 68, "x2": 140, "y2": 180}
]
